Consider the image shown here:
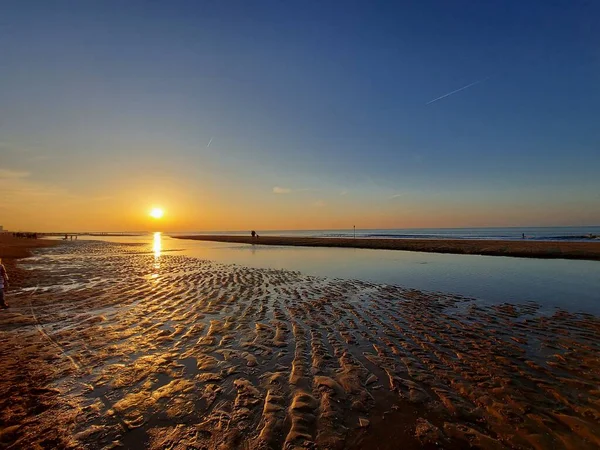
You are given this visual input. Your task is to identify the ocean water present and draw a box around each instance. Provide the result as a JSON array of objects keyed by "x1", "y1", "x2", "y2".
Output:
[
  {"x1": 174, "y1": 226, "x2": 600, "y2": 242},
  {"x1": 65, "y1": 234, "x2": 600, "y2": 314}
]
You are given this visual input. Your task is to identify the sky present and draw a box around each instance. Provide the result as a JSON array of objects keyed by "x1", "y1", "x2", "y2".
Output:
[{"x1": 1, "y1": 0, "x2": 599, "y2": 232}]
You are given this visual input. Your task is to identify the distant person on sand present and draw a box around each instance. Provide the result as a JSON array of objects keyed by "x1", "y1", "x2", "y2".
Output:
[
  {"x1": 522, "y1": 233, "x2": 525, "y2": 239},
  {"x1": 0, "y1": 258, "x2": 9, "y2": 309},
  {"x1": 251, "y1": 230, "x2": 256, "y2": 239}
]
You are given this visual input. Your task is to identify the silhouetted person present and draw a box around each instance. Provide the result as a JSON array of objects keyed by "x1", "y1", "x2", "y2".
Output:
[
  {"x1": 251, "y1": 230, "x2": 256, "y2": 238},
  {"x1": 522, "y1": 233, "x2": 525, "y2": 239},
  {"x1": 0, "y1": 258, "x2": 9, "y2": 308}
]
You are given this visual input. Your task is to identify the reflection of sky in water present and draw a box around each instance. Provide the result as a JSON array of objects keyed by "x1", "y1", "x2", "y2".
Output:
[{"x1": 76, "y1": 234, "x2": 600, "y2": 314}]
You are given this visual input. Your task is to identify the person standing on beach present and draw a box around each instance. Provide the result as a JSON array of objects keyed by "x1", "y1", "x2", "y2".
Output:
[{"x1": 0, "y1": 258, "x2": 9, "y2": 308}]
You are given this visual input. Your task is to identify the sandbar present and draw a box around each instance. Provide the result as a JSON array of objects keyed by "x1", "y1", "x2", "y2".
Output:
[{"x1": 176, "y1": 235, "x2": 600, "y2": 260}]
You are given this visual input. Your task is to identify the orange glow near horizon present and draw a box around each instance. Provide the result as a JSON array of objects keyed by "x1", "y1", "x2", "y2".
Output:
[{"x1": 2, "y1": 185, "x2": 599, "y2": 232}]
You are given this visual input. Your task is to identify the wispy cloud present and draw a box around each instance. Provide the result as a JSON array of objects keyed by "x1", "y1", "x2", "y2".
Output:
[
  {"x1": 0, "y1": 166, "x2": 118, "y2": 226},
  {"x1": 426, "y1": 77, "x2": 489, "y2": 105},
  {"x1": 0, "y1": 170, "x2": 69, "y2": 208},
  {"x1": 314, "y1": 200, "x2": 326, "y2": 207},
  {"x1": 389, "y1": 193, "x2": 404, "y2": 199},
  {"x1": 272, "y1": 186, "x2": 320, "y2": 194},
  {"x1": 0, "y1": 167, "x2": 101, "y2": 207},
  {"x1": 207, "y1": 137, "x2": 214, "y2": 148},
  {"x1": 0, "y1": 169, "x2": 31, "y2": 179},
  {"x1": 91, "y1": 195, "x2": 114, "y2": 202},
  {"x1": 273, "y1": 186, "x2": 292, "y2": 194},
  {"x1": 27, "y1": 154, "x2": 53, "y2": 163}
]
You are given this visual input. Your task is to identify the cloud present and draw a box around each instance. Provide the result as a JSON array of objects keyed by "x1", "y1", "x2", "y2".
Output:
[
  {"x1": 91, "y1": 195, "x2": 114, "y2": 202},
  {"x1": 0, "y1": 167, "x2": 73, "y2": 208},
  {"x1": 389, "y1": 193, "x2": 404, "y2": 199},
  {"x1": 273, "y1": 186, "x2": 292, "y2": 194},
  {"x1": 0, "y1": 169, "x2": 31, "y2": 179},
  {"x1": 28, "y1": 155, "x2": 53, "y2": 163},
  {"x1": 0, "y1": 141, "x2": 53, "y2": 163},
  {"x1": 273, "y1": 186, "x2": 321, "y2": 195},
  {"x1": 340, "y1": 190, "x2": 348, "y2": 196},
  {"x1": 314, "y1": 200, "x2": 326, "y2": 207}
]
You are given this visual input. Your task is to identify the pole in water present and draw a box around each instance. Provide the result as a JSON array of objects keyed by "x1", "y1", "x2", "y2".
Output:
[{"x1": 354, "y1": 225, "x2": 355, "y2": 239}]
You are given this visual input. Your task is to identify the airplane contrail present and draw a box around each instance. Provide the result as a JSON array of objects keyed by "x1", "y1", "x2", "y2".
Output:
[
  {"x1": 207, "y1": 137, "x2": 214, "y2": 148},
  {"x1": 426, "y1": 77, "x2": 488, "y2": 105}
]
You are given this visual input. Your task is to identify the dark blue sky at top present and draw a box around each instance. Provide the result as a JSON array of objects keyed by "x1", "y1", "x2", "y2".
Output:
[{"x1": 1, "y1": 1, "x2": 599, "y2": 220}]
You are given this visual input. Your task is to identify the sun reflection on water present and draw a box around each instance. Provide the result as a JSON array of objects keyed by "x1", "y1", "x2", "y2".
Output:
[
  {"x1": 151, "y1": 232, "x2": 162, "y2": 280},
  {"x1": 153, "y1": 232, "x2": 162, "y2": 259}
]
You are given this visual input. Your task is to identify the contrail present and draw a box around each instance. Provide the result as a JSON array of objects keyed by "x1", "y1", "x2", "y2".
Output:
[
  {"x1": 426, "y1": 77, "x2": 488, "y2": 105},
  {"x1": 207, "y1": 137, "x2": 214, "y2": 148}
]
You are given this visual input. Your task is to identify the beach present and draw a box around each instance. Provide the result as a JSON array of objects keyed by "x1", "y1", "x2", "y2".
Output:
[
  {"x1": 0, "y1": 234, "x2": 58, "y2": 285},
  {"x1": 175, "y1": 235, "x2": 600, "y2": 261},
  {"x1": 0, "y1": 237, "x2": 599, "y2": 449},
  {"x1": 0, "y1": 233, "x2": 58, "y2": 259},
  {"x1": 4, "y1": 1, "x2": 600, "y2": 448}
]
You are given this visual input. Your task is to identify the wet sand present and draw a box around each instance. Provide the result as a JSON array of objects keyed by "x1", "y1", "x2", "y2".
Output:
[
  {"x1": 0, "y1": 234, "x2": 58, "y2": 284},
  {"x1": 0, "y1": 240, "x2": 599, "y2": 449},
  {"x1": 0, "y1": 233, "x2": 58, "y2": 259},
  {"x1": 175, "y1": 235, "x2": 600, "y2": 261}
]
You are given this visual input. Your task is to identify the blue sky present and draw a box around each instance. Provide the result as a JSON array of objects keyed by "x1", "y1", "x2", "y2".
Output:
[{"x1": 1, "y1": 1, "x2": 599, "y2": 230}]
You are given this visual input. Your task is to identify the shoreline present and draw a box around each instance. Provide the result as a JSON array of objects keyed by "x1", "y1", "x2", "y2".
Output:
[
  {"x1": 0, "y1": 233, "x2": 59, "y2": 261},
  {"x1": 0, "y1": 234, "x2": 59, "y2": 284},
  {"x1": 174, "y1": 235, "x2": 600, "y2": 261}
]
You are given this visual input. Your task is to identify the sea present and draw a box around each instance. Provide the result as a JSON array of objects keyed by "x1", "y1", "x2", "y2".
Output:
[
  {"x1": 63, "y1": 230, "x2": 600, "y2": 314},
  {"x1": 173, "y1": 226, "x2": 600, "y2": 241}
]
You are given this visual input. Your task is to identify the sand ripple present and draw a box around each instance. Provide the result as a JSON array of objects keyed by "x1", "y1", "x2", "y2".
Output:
[{"x1": 0, "y1": 241, "x2": 598, "y2": 449}]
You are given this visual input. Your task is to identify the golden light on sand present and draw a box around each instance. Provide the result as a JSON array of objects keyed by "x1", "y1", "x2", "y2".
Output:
[{"x1": 150, "y1": 207, "x2": 164, "y2": 219}]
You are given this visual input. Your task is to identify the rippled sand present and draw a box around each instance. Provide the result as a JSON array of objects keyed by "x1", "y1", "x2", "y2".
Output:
[{"x1": 0, "y1": 241, "x2": 598, "y2": 449}]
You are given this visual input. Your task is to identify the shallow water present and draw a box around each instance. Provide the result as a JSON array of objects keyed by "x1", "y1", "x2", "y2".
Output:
[{"x1": 75, "y1": 234, "x2": 600, "y2": 314}]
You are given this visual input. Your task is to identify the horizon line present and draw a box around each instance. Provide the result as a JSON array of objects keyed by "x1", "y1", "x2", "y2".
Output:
[{"x1": 4, "y1": 225, "x2": 599, "y2": 234}]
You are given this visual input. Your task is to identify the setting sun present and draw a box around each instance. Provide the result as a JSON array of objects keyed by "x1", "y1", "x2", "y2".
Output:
[{"x1": 149, "y1": 208, "x2": 164, "y2": 219}]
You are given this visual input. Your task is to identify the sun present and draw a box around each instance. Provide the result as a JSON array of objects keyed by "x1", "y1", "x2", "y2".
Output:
[{"x1": 149, "y1": 207, "x2": 164, "y2": 219}]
